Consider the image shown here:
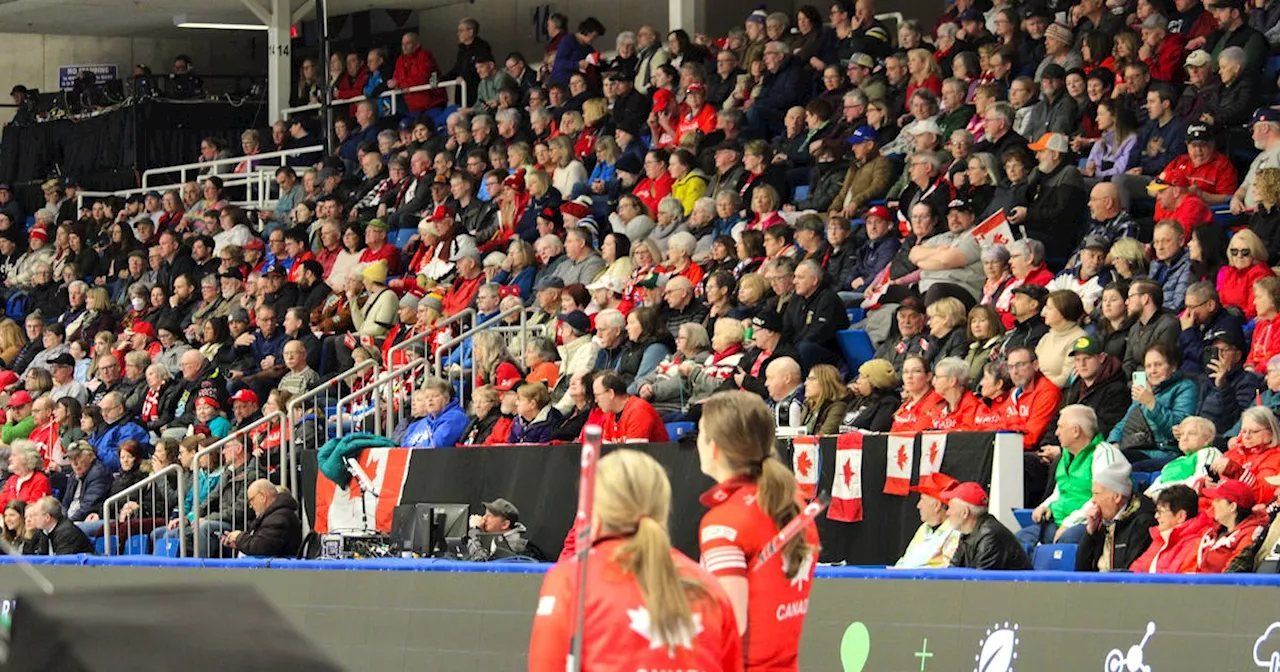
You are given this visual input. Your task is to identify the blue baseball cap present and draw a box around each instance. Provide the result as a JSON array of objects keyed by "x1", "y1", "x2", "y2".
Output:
[
  {"x1": 1252, "y1": 107, "x2": 1280, "y2": 125},
  {"x1": 849, "y1": 125, "x2": 878, "y2": 145}
]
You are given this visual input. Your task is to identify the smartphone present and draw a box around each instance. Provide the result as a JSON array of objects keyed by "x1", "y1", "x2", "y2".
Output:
[{"x1": 1132, "y1": 372, "x2": 1148, "y2": 388}]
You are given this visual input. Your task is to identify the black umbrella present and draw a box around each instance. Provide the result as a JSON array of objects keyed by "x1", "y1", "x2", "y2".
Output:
[{"x1": 1, "y1": 583, "x2": 345, "y2": 672}]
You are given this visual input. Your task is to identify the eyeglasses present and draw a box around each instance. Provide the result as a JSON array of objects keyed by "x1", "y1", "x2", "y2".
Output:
[
  {"x1": 1229, "y1": 248, "x2": 1252, "y2": 256},
  {"x1": 1007, "y1": 360, "x2": 1032, "y2": 369}
]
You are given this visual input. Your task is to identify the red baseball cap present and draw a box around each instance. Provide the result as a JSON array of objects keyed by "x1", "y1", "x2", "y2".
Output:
[
  {"x1": 428, "y1": 204, "x2": 456, "y2": 221},
  {"x1": 0, "y1": 370, "x2": 18, "y2": 390},
  {"x1": 865, "y1": 205, "x2": 892, "y2": 221},
  {"x1": 495, "y1": 373, "x2": 522, "y2": 392},
  {"x1": 229, "y1": 389, "x2": 259, "y2": 405},
  {"x1": 1203, "y1": 479, "x2": 1255, "y2": 510},
  {"x1": 940, "y1": 481, "x2": 988, "y2": 508},
  {"x1": 7, "y1": 390, "x2": 32, "y2": 408},
  {"x1": 560, "y1": 201, "x2": 591, "y2": 219},
  {"x1": 909, "y1": 474, "x2": 959, "y2": 501}
]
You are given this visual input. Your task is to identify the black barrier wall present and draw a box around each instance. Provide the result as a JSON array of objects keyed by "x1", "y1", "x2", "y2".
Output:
[
  {"x1": 4, "y1": 563, "x2": 1279, "y2": 672},
  {"x1": 300, "y1": 433, "x2": 997, "y2": 565}
]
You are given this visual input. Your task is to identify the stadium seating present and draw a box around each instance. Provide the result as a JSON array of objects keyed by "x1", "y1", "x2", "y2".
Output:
[{"x1": 1031, "y1": 544, "x2": 1077, "y2": 572}]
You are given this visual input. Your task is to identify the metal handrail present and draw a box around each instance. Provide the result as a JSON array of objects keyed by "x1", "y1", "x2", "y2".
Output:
[
  {"x1": 102, "y1": 464, "x2": 187, "y2": 557},
  {"x1": 76, "y1": 169, "x2": 278, "y2": 210},
  {"x1": 385, "y1": 307, "x2": 477, "y2": 365},
  {"x1": 191, "y1": 410, "x2": 286, "y2": 558},
  {"x1": 283, "y1": 357, "x2": 376, "y2": 496},
  {"x1": 432, "y1": 306, "x2": 525, "y2": 379},
  {"x1": 281, "y1": 80, "x2": 467, "y2": 119},
  {"x1": 333, "y1": 357, "x2": 428, "y2": 439},
  {"x1": 141, "y1": 145, "x2": 325, "y2": 189}
]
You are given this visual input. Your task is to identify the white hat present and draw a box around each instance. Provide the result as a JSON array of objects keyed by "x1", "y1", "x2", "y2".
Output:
[{"x1": 586, "y1": 275, "x2": 625, "y2": 295}]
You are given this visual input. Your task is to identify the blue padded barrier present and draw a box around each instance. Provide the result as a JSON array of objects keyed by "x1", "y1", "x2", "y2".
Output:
[
  {"x1": 93, "y1": 538, "x2": 106, "y2": 555},
  {"x1": 1031, "y1": 544, "x2": 1077, "y2": 571},
  {"x1": 793, "y1": 185, "x2": 810, "y2": 203}
]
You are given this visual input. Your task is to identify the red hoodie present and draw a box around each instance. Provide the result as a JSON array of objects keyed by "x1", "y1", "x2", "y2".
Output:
[
  {"x1": 1247, "y1": 315, "x2": 1280, "y2": 373},
  {"x1": 1129, "y1": 514, "x2": 1213, "y2": 573}
]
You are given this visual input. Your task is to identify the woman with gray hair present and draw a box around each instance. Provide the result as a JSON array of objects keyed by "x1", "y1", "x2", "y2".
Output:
[
  {"x1": 687, "y1": 197, "x2": 718, "y2": 258},
  {"x1": 663, "y1": 231, "x2": 702, "y2": 286},
  {"x1": 649, "y1": 196, "x2": 689, "y2": 254},
  {"x1": 0, "y1": 440, "x2": 52, "y2": 510},
  {"x1": 634, "y1": 321, "x2": 711, "y2": 416},
  {"x1": 929, "y1": 357, "x2": 983, "y2": 430}
]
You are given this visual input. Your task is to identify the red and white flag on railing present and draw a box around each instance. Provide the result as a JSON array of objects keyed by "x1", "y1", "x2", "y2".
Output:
[
  {"x1": 884, "y1": 434, "x2": 914, "y2": 496},
  {"x1": 829, "y1": 433, "x2": 864, "y2": 523},
  {"x1": 971, "y1": 210, "x2": 1016, "y2": 249},
  {"x1": 918, "y1": 432, "x2": 948, "y2": 489},
  {"x1": 792, "y1": 436, "x2": 820, "y2": 500}
]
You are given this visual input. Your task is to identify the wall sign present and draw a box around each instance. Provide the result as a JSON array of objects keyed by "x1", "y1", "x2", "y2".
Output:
[{"x1": 58, "y1": 64, "x2": 118, "y2": 90}]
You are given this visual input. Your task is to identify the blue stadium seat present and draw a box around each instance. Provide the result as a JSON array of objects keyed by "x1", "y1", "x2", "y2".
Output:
[
  {"x1": 93, "y1": 537, "x2": 106, "y2": 555},
  {"x1": 1132, "y1": 472, "x2": 1157, "y2": 491},
  {"x1": 157, "y1": 537, "x2": 182, "y2": 557},
  {"x1": 846, "y1": 308, "x2": 865, "y2": 324},
  {"x1": 1210, "y1": 204, "x2": 1233, "y2": 227},
  {"x1": 835, "y1": 329, "x2": 876, "y2": 373},
  {"x1": 793, "y1": 185, "x2": 810, "y2": 203},
  {"x1": 1031, "y1": 544, "x2": 1077, "y2": 571},
  {"x1": 389, "y1": 228, "x2": 415, "y2": 248},
  {"x1": 666, "y1": 422, "x2": 696, "y2": 439},
  {"x1": 124, "y1": 534, "x2": 150, "y2": 555},
  {"x1": 1013, "y1": 508, "x2": 1035, "y2": 529},
  {"x1": 1267, "y1": 55, "x2": 1280, "y2": 86}
]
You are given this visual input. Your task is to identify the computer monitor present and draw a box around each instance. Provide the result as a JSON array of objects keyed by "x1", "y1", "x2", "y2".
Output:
[
  {"x1": 390, "y1": 504, "x2": 434, "y2": 555},
  {"x1": 420, "y1": 503, "x2": 470, "y2": 556}
]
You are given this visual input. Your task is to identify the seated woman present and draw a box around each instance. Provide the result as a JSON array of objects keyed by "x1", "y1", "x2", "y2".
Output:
[
  {"x1": 1035, "y1": 290, "x2": 1088, "y2": 388},
  {"x1": 1247, "y1": 277, "x2": 1280, "y2": 374},
  {"x1": 926, "y1": 297, "x2": 969, "y2": 361},
  {"x1": 978, "y1": 244, "x2": 1016, "y2": 325},
  {"x1": 800, "y1": 364, "x2": 851, "y2": 436},
  {"x1": 77, "y1": 440, "x2": 148, "y2": 538},
  {"x1": 1216, "y1": 406, "x2": 1280, "y2": 505},
  {"x1": 1108, "y1": 342, "x2": 1199, "y2": 470},
  {"x1": 840, "y1": 359, "x2": 901, "y2": 433},
  {"x1": 1217, "y1": 229, "x2": 1275, "y2": 320},
  {"x1": 508, "y1": 382, "x2": 561, "y2": 444},
  {"x1": 891, "y1": 355, "x2": 943, "y2": 433},
  {"x1": 1187, "y1": 478, "x2": 1269, "y2": 574},
  {"x1": 523, "y1": 337, "x2": 561, "y2": 389},
  {"x1": 634, "y1": 322, "x2": 710, "y2": 418},
  {"x1": 965, "y1": 305, "x2": 1005, "y2": 387},
  {"x1": 551, "y1": 371, "x2": 605, "y2": 442},
  {"x1": 731, "y1": 272, "x2": 769, "y2": 321},
  {"x1": 0, "y1": 441, "x2": 51, "y2": 511},
  {"x1": 1, "y1": 500, "x2": 29, "y2": 551},
  {"x1": 929, "y1": 356, "x2": 984, "y2": 431},
  {"x1": 618, "y1": 307, "x2": 673, "y2": 394},
  {"x1": 1128, "y1": 484, "x2": 1214, "y2": 573},
  {"x1": 462, "y1": 385, "x2": 504, "y2": 446}
]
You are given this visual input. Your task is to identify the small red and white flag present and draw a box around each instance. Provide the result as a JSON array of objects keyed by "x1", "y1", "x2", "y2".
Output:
[
  {"x1": 860, "y1": 265, "x2": 893, "y2": 309},
  {"x1": 829, "y1": 433, "x2": 864, "y2": 523},
  {"x1": 792, "y1": 436, "x2": 820, "y2": 500},
  {"x1": 884, "y1": 434, "x2": 914, "y2": 496},
  {"x1": 918, "y1": 432, "x2": 948, "y2": 488},
  {"x1": 971, "y1": 210, "x2": 1016, "y2": 249}
]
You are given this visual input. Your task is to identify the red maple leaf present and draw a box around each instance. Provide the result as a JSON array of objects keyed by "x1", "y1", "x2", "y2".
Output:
[
  {"x1": 993, "y1": 233, "x2": 1009, "y2": 245},
  {"x1": 895, "y1": 445, "x2": 909, "y2": 471},
  {"x1": 841, "y1": 456, "x2": 856, "y2": 488},
  {"x1": 928, "y1": 442, "x2": 939, "y2": 466},
  {"x1": 796, "y1": 450, "x2": 813, "y2": 477}
]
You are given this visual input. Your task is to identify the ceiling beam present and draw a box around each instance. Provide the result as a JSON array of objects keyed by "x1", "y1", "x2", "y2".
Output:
[
  {"x1": 238, "y1": 0, "x2": 272, "y2": 26},
  {"x1": 291, "y1": 0, "x2": 315, "y2": 24}
]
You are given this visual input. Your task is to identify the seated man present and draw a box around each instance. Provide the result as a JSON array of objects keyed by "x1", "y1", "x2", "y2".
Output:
[
  {"x1": 1075, "y1": 460, "x2": 1156, "y2": 572},
  {"x1": 465, "y1": 497, "x2": 531, "y2": 561},
  {"x1": 1156, "y1": 123, "x2": 1238, "y2": 206},
  {"x1": 1199, "y1": 325, "x2": 1260, "y2": 436},
  {"x1": 594, "y1": 370, "x2": 669, "y2": 443},
  {"x1": 1046, "y1": 235, "x2": 1112, "y2": 312},
  {"x1": 764, "y1": 357, "x2": 804, "y2": 430},
  {"x1": 782, "y1": 260, "x2": 849, "y2": 369},
  {"x1": 23, "y1": 496, "x2": 94, "y2": 556},
  {"x1": 997, "y1": 346, "x2": 1062, "y2": 453},
  {"x1": 1129, "y1": 484, "x2": 1213, "y2": 572},
  {"x1": 1017, "y1": 405, "x2": 1129, "y2": 546},
  {"x1": 1147, "y1": 175, "x2": 1211, "y2": 241},
  {"x1": 895, "y1": 474, "x2": 962, "y2": 569},
  {"x1": 401, "y1": 379, "x2": 470, "y2": 449},
  {"x1": 221, "y1": 479, "x2": 302, "y2": 558},
  {"x1": 1008, "y1": 132, "x2": 1087, "y2": 263},
  {"x1": 1177, "y1": 281, "x2": 1244, "y2": 375},
  {"x1": 945, "y1": 482, "x2": 1031, "y2": 570},
  {"x1": 62, "y1": 442, "x2": 111, "y2": 525}
]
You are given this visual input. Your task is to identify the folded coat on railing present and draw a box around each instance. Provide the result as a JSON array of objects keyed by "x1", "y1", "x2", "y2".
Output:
[{"x1": 316, "y1": 433, "x2": 397, "y2": 486}]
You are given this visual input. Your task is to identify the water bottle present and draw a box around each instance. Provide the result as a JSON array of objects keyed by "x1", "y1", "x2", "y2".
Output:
[{"x1": 430, "y1": 72, "x2": 438, "y2": 89}]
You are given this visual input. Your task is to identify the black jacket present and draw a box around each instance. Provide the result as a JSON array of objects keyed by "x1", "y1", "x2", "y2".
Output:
[
  {"x1": 782, "y1": 283, "x2": 849, "y2": 354},
  {"x1": 1025, "y1": 163, "x2": 1088, "y2": 261},
  {"x1": 235, "y1": 491, "x2": 303, "y2": 558},
  {"x1": 734, "y1": 341, "x2": 801, "y2": 400},
  {"x1": 796, "y1": 160, "x2": 849, "y2": 212},
  {"x1": 1076, "y1": 495, "x2": 1156, "y2": 572},
  {"x1": 839, "y1": 388, "x2": 900, "y2": 432},
  {"x1": 25, "y1": 517, "x2": 95, "y2": 555},
  {"x1": 950, "y1": 513, "x2": 1032, "y2": 570},
  {"x1": 1001, "y1": 316, "x2": 1049, "y2": 355},
  {"x1": 1041, "y1": 354, "x2": 1130, "y2": 442},
  {"x1": 1251, "y1": 205, "x2": 1280, "y2": 263},
  {"x1": 1209, "y1": 74, "x2": 1257, "y2": 128}
]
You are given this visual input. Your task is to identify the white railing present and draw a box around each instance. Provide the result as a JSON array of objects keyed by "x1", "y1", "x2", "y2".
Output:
[
  {"x1": 333, "y1": 356, "x2": 430, "y2": 440},
  {"x1": 433, "y1": 306, "x2": 527, "y2": 414},
  {"x1": 101, "y1": 464, "x2": 188, "y2": 557},
  {"x1": 281, "y1": 80, "x2": 467, "y2": 120},
  {"x1": 385, "y1": 307, "x2": 477, "y2": 367},
  {"x1": 141, "y1": 145, "x2": 325, "y2": 189},
  {"x1": 283, "y1": 357, "x2": 377, "y2": 496},
  {"x1": 190, "y1": 410, "x2": 287, "y2": 558},
  {"x1": 76, "y1": 170, "x2": 279, "y2": 212}
]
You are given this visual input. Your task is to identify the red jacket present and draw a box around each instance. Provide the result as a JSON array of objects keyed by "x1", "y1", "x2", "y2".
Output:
[
  {"x1": 602, "y1": 395, "x2": 669, "y2": 443},
  {"x1": 1154, "y1": 192, "x2": 1212, "y2": 239},
  {"x1": 1160, "y1": 152, "x2": 1239, "y2": 198},
  {"x1": 996, "y1": 373, "x2": 1062, "y2": 449},
  {"x1": 0, "y1": 471, "x2": 51, "y2": 512},
  {"x1": 441, "y1": 274, "x2": 484, "y2": 316},
  {"x1": 1220, "y1": 443, "x2": 1280, "y2": 504},
  {"x1": 928, "y1": 390, "x2": 985, "y2": 432},
  {"x1": 891, "y1": 390, "x2": 944, "y2": 434},
  {"x1": 1218, "y1": 263, "x2": 1275, "y2": 320},
  {"x1": 700, "y1": 476, "x2": 817, "y2": 671},
  {"x1": 360, "y1": 243, "x2": 403, "y2": 277},
  {"x1": 973, "y1": 394, "x2": 1008, "y2": 431},
  {"x1": 1142, "y1": 32, "x2": 1187, "y2": 83},
  {"x1": 1129, "y1": 514, "x2": 1213, "y2": 573},
  {"x1": 633, "y1": 172, "x2": 674, "y2": 217},
  {"x1": 529, "y1": 537, "x2": 743, "y2": 672},
  {"x1": 1247, "y1": 316, "x2": 1280, "y2": 373},
  {"x1": 393, "y1": 48, "x2": 446, "y2": 112},
  {"x1": 1189, "y1": 511, "x2": 1268, "y2": 573}
]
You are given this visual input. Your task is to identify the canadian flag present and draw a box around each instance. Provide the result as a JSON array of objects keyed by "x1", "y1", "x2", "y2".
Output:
[
  {"x1": 829, "y1": 433, "x2": 864, "y2": 523},
  {"x1": 970, "y1": 210, "x2": 1016, "y2": 249},
  {"x1": 792, "y1": 436, "x2": 820, "y2": 500},
  {"x1": 919, "y1": 432, "x2": 948, "y2": 488},
  {"x1": 884, "y1": 434, "x2": 915, "y2": 496},
  {"x1": 314, "y1": 448, "x2": 412, "y2": 534}
]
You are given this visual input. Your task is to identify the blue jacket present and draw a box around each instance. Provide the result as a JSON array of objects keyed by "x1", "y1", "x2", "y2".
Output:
[
  {"x1": 1107, "y1": 373, "x2": 1200, "y2": 449},
  {"x1": 403, "y1": 401, "x2": 470, "y2": 448},
  {"x1": 182, "y1": 469, "x2": 221, "y2": 523},
  {"x1": 754, "y1": 56, "x2": 805, "y2": 116},
  {"x1": 495, "y1": 267, "x2": 536, "y2": 305},
  {"x1": 1200, "y1": 366, "x2": 1263, "y2": 436},
  {"x1": 588, "y1": 159, "x2": 618, "y2": 190},
  {"x1": 1149, "y1": 249, "x2": 1192, "y2": 312},
  {"x1": 89, "y1": 420, "x2": 150, "y2": 472},
  {"x1": 1178, "y1": 307, "x2": 1244, "y2": 374},
  {"x1": 1127, "y1": 117, "x2": 1187, "y2": 176},
  {"x1": 848, "y1": 235, "x2": 902, "y2": 288},
  {"x1": 550, "y1": 36, "x2": 594, "y2": 86},
  {"x1": 61, "y1": 460, "x2": 112, "y2": 522},
  {"x1": 508, "y1": 405, "x2": 562, "y2": 444}
]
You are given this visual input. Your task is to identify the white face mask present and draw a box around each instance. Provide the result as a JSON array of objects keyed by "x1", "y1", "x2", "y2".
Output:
[{"x1": 131, "y1": 297, "x2": 146, "y2": 311}]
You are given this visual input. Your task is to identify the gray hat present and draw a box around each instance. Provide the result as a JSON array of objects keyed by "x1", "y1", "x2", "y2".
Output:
[
  {"x1": 422, "y1": 293, "x2": 443, "y2": 312},
  {"x1": 399, "y1": 293, "x2": 421, "y2": 311},
  {"x1": 229, "y1": 308, "x2": 251, "y2": 324},
  {"x1": 449, "y1": 235, "x2": 480, "y2": 262},
  {"x1": 1094, "y1": 460, "x2": 1133, "y2": 497},
  {"x1": 482, "y1": 498, "x2": 520, "y2": 524}
]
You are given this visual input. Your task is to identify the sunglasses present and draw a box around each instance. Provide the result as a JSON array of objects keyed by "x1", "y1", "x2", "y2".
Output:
[{"x1": 1229, "y1": 248, "x2": 1252, "y2": 256}]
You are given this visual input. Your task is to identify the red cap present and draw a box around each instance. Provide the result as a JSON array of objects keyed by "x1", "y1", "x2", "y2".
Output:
[
  {"x1": 560, "y1": 202, "x2": 590, "y2": 219},
  {"x1": 29, "y1": 227, "x2": 48, "y2": 243},
  {"x1": 495, "y1": 373, "x2": 522, "y2": 392},
  {"x1": 503, "y1": 170, "x2": 526, "y2": 192},
  {"x1": 909, "y1": 474, "x2": 959, "y2": 501},
  {"x1": 940, "y1": 481, "x2": 988, "y2": 508},
  {"x1": 129, "y1": 321, "x2": 156, "y2": 340},
  {"x1": 1202, "y1": 479, "x2": 1255, "y2": 510},
  {"x1": 7, "y1": 390, "x2": 32, "y2": 408},
  {"x1": 229, "y1": 389, "x2": 259, "y2": 405},
  {"x1": 865, "y1": 205, "x2": 892, "y2": 221},
  {"x1": 0, "y1": 370, "x2": 18, "y2": 390},
  {"x1": 685, "y1": 83, "x2": 706, "y2": 94},
  {"x1": 243, "y1": 238, "x2": 265, "y2": 251},
  {"x1": 428, "y1": 204, "x2": 456, "y2": 221}
]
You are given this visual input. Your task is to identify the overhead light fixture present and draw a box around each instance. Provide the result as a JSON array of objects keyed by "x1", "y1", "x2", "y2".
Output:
[{"x1": 174, "y1": 15, "x2": 267, "y2": 30}]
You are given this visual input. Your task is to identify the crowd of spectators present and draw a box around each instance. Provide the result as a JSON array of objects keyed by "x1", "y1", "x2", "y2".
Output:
[{"x1": 4, "y1": 0, "x2": 1280, "y2": 569}]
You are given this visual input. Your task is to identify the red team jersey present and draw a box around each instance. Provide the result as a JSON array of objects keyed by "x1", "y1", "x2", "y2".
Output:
[
  {"x1": 699, "y1": 477, "x2": 817, "y2": 672},
  {"x1": 528, "y1": 537, "x2": 743, "y2": 672}
]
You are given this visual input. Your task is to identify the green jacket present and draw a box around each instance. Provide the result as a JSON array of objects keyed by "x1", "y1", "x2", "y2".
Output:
[
  {"x1": 1, "y1": 416, "x2": 34, "y2": 444},
  {"x1": 1043, "y1": 435, "x2": 1125, "y2": 527}
]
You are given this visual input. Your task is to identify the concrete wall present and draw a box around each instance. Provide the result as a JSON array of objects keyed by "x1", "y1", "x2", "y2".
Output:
[{"x1": 0, "y1": 33, "x2": 265, "y2": 123}]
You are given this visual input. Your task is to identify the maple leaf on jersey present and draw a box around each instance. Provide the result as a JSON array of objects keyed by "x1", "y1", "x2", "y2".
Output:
[
  {"x1": 842, "y1": 456, "x2": 855, "y2": 488},
  {"x1": 796, "y1": 450, "x2": 813, "y2": 477},
  {"x1": 895, "y1": 445, "x2": 909, "y2": 471}
]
